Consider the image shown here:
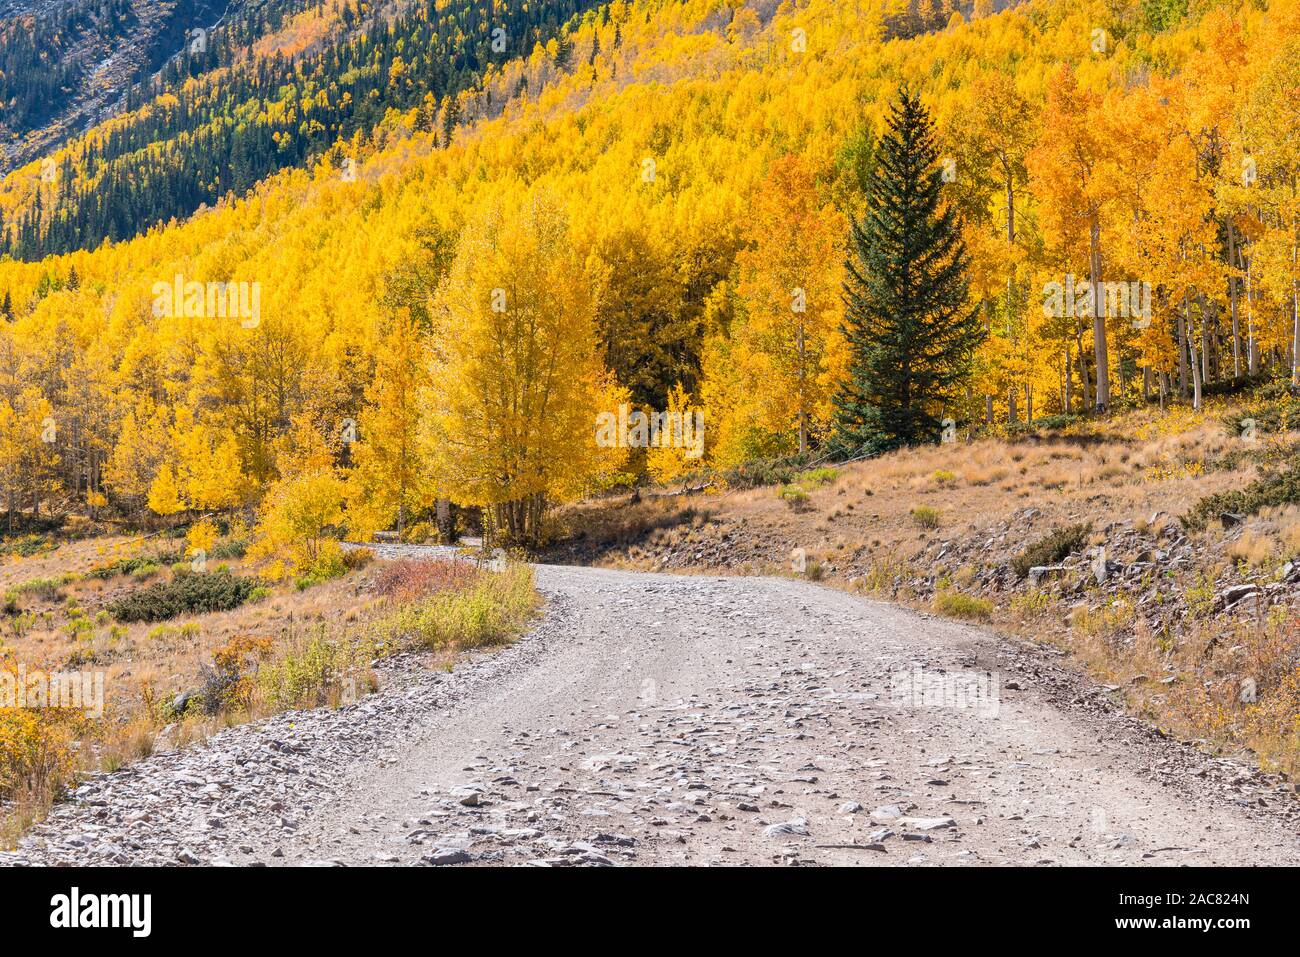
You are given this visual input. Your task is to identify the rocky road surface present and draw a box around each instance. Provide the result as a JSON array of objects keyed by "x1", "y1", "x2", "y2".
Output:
[{"x1": 5, "y1": 559, "x2": 1300, "y2": 867}]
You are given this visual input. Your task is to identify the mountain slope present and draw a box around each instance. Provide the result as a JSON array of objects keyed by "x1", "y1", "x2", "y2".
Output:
[
  {"x1": 0, "y1": 0, "x2": 608, "y2": 258},
  {"x1": 0, "y1": 0, "x2": 234, "y2": 172}
]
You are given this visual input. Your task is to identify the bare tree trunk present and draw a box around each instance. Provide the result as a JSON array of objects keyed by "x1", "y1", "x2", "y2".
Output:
[
  {"x1": 1293, "y1": 224, "x2": 1300, "y2": 388},
  {"x1": 1074, "y1": 324, "x2": 1092, "y2": 410},
  {"x1": 1064, "y1": 341, "x2": 1073, "y2": 412},
  {"x1": 1177, "y1": 310, "x2": 1189, "y2": 399},
  {"x1": 1245, "y1": 249, "x2": 1259, "y2": 374},
  {"x1": 1228, "y1": 221, "x2": 1242, "y2": 379},
  {"x1": 436, "y1": 497, "x2": 452, "y2": 544},
  {"x1": 1089, "y1": 221, "x2": 1109, "y2": 411},
  {"x1": 1186, "y1": 293, "x2": 1203, "y2": 411}
]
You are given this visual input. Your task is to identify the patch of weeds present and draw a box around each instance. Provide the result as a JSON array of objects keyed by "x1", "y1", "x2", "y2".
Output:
[
  {"x1": 1010, "y1": 523, "x2": 1090, "y2": 579},
  {"x1": 779, "y1": 484, "x2": 811, "y2": 509},
  {"x1": 910, "y1": 506, "x2": 941, "y2": 529},
  {"x1": 1183, "y1": 464, "x2": 1300, "y2": 531},
  {"x1": 934, "y1": 591, "x2": 993, "y2": 621}
]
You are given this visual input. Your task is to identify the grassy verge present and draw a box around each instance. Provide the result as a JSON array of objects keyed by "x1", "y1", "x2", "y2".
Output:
[{"x1": 0, "y1": 558, "x2": 540, "y2": 846}]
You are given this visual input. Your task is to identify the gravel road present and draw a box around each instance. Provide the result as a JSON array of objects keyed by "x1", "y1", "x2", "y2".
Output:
[{"x1": 5, "y1": 560, "x2": 1300, "y2": 867}]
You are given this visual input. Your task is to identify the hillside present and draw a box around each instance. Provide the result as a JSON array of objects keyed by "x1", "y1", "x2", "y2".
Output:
[
  {"x1": 0, "y1": 0, "x2": 605, "y2": 257},
  {"x1": 0, "y1": 0, "x2": 233, "y2": 173}
]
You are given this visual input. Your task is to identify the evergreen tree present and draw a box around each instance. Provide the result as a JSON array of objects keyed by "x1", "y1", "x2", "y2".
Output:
[{"x1": 832, "y1": 86, "x2": 984, "y2": 455}]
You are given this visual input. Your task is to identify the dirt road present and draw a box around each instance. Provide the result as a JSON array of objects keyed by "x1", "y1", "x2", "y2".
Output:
[{"x1": 6, "y1": 561, "x2": 1299, "y2": 866}]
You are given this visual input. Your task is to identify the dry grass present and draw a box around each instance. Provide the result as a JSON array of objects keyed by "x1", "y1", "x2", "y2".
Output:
[{"x1": 0, "y1": 533, "x2": 539, "y2": 844}]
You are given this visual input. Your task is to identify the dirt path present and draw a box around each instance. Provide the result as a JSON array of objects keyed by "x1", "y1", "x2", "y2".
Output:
[{"x1": 6, "y1": 560, "x2": 1300, "y2": 866}]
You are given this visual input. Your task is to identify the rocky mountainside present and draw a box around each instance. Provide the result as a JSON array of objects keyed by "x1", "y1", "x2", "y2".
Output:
[{"x1": 0, "y1": 0, "x2": 234, "y2": 172}]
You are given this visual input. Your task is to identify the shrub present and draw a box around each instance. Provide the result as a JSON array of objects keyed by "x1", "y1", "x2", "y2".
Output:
[
  {"x1": 293, "y1": 544, "x2": 347, "y2": 591},
  {"x1": 779, "y1": 484, "x2": 810, "y2": 508},
  {"x1": 108, "y1": 570, "x2": 260, "y2": 623},
  {"x1": 1005, "y1": 413, "x2": 1081, "y2": 436},
  {"x1": 719, "y1": 451, "x2": 822, "y2": 490},
  {"x1": 256, "y1": 631, "x2": 371, "y2": 712},
  {"x1": 86, "y1": 552, "x2": 182, "y2": 580},
  {"x1": 129, "y1": 561, "x2": 162, "y2": 580},
  {"x1": 1183, "y1": 465, "x2": 1300, "y2": 531},
  {"x1": 0, "y1": 707, "x2": 76, "y2": 803},
  {"x1": 12, "y1": 577, "x2": 65, "y2": 601},
  {"x1": 207, "y1": 538, "x2": 250, "y2": 561},
  {"x1": 910, "y1": 506, "x2": 941, "y2": 529},
  {"x1": 932, "y1": 469, "x2": 956, "y2": 484},
  {"x1": 374, "y1": 564, "x2": 537, "y2": 652},
  {"x1": 341, "y1": 547, "x2": 374, "y2": 571},
  {"x1": 194, "y1": 635, "x2": 274, "y2": 715},
  {"x1": 373, "y1": 558, "x2": 481, "y2": 602},
  {"x1": 934, "y1": 591, "x2": 993, "y2": 621},
  {"x1": 1010, "y1": 523, "x2": 1090, "y2": 579},
  {"x1": 0, "y1": 535, "x2": 49, "y2": 560},
  {"x1": 795, "y1": 466, "x2": 839, "y2": 487}
]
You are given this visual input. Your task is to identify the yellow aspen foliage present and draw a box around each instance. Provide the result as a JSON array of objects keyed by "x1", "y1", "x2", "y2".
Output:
[
  {"x1": 146, "y1": 465, "x2": 185, "y2": 517},
  {"x1": 707, "y1": 155, "x2": 845, "y2": 462},
  {"x1": 426, "y1": 191, "x2": 622, "y2": 544},
  {"x1": 346, "y1": 308, "x2": 434, "y2": 540},
  {"x1": 250, "y1": 469, "x2": 347, "y2": 576},
  {"x1": 644, "y1": 384, "x2": 705, "y2": 484}
]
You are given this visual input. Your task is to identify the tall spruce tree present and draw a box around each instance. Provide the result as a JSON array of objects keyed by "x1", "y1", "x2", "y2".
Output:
[{"x1": 832, "y1": 86, "x2": 985, "y2": 455}]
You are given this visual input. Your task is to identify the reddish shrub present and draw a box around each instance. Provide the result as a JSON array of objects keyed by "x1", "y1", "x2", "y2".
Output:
[{"x1": 372, "y1": 559, "x2": 481, "y2": 602}]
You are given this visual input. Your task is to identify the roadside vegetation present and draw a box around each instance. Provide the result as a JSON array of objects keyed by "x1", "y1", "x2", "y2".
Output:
[{"x1": 0, "y1": 519, "x2": 539, "y2": 846}]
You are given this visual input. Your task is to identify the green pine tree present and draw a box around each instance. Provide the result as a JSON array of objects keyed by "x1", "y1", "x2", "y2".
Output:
[{"x1": 832, "y1": 86, "x2": 985, "y2": 456}]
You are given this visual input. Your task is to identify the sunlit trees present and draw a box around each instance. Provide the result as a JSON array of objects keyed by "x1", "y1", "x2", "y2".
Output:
[
  {"x1": 346, "y1": 309, "x2": 433, "y2": 539},
  {"x1": 426, "y1": 192, "x2": 622, "y2": 545},
  {"x1": 251, "y1": 469, "x2": 347, "y2": 579},
  {"x1": 731, "y1": 156, "x2": 845, "y2": 455}
]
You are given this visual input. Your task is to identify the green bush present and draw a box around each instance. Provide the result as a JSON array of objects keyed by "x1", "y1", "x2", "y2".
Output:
[
  {"x1": 108, "y1": 570, "x2": 260, "y2": 623},
  {"x1": 1183, "y1": 465, "x2": 1300, "y2": 531},
  {"x1": 207, "y1": 538, "x2": 250, "y2": 561},
  {"x1": 720, "y1": 451, "x2": 822, "y2": 490},
  {"x1": 934, "y1": 591, "x2": 993, "y2": 621},
  {"x1": 12, "y1": 575, "x2": 76, "y2": 600},
  {"x1": 0, "y1": 534, "x2": 49, "y2": 559},
  {"x1": 779, "y1": 484, "x2": 810, "y2": 507},
  {"x1": 1005, "y1": 413, "x2": 1081, "y2": 436},
  {"x1": 86, "y1": 552, "x2": 182, "y2": 580},
  {"x1": 794, "y1": 466, "x2": 839, "y2": 487},
  {"x1": 294, "y1": 549, "x2": 348, "y2": 591},
  {"x1": 1010, "y1": 523, "x2": 1090, "y2": 579},
  {"x1": 911, "y1": 506, "x2": 941, "y2": 529}
]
